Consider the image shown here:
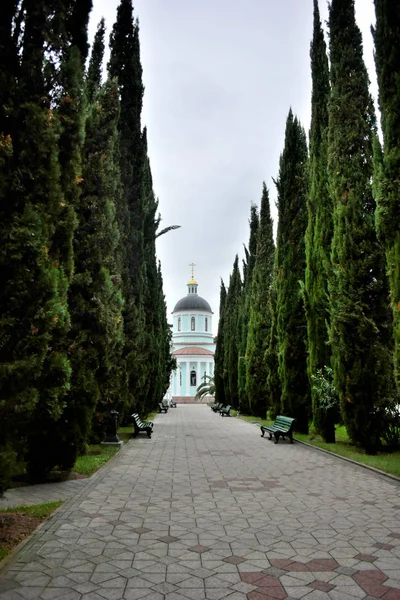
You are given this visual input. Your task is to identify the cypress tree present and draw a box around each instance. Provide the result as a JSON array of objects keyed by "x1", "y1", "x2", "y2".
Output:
[
  {"x1": 304, "y1": 0, "x2": 335, "y2": 441},
  {"x1": 238, "y1": 204, "x2": 259, "y2": 414},
  {"x1": 328, "y1": 0, "x2": 396, "y2": 452},
  {"x1": 25, "y1": 0, "x2": 93, "y2": 476},
  {"x1": 372, "y1": 0, "x2": 400, "y2": 393},
  {"x1": 86, "y1": 18, "x2": 106, "y2": 104},
  {"x1": 223, "y1": 256, "x2": 242, "y2": 409},
  {"x1": 246, "y1": 184, "x2": 275, "y2": 418},
  {"x1": 265, "y1": 287, "x2": 282, "y2": 419},
  {"x1": 108, "y1": 0, "x2": 147, "y2": 412},
  {"x1": 214, "y1": 280, "x2": 227, "y2": 406},
  {"x1": 274, "y1": 110, "x2": 310, "y2": 433}
]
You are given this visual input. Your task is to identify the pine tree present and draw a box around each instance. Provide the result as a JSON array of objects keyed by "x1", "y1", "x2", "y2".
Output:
[
  {"x1": 328, "y1": 0, "x2": 397, "y2": 452},
  {"x1": 274, "y1": 110, "x2": 310, "y2": 433},
  {"x1": 304, "y1": 0, "x2": 335, "y2": 441},
  {"x1": 223, "y1": 256, "x2": 242, "y2": 409},
  {"x1": 372, "y1": 0, "x2": 400, "y2": 393},
  {"x1": 238, "y1": 204, "x2": 259, "y2": 414},
  {"x1": 214, "y1": 281, "x2": 227, "y2": 405},
  {"x1": 246, "y1": 184, "x2": 275, "y2": 418}
]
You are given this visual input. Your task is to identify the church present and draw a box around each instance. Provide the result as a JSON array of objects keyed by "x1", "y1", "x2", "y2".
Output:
[{"x1": 170, "y1": 266, "x2": 215, "y2": 399}]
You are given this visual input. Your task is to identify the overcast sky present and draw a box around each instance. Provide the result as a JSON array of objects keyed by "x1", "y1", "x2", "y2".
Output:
[{"x1": 88, "y1": 0, "x2": 377, "y2": 335}]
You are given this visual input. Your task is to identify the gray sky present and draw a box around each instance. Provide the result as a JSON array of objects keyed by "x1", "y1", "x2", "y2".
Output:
[{"x1": 88, "y1": 0, "x2": 377, "y2": 335}]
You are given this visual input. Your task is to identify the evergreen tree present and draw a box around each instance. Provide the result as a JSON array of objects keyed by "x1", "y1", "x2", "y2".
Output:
[
  {"x1": 328, "y1": 0, "x2": 397, "y2": 452},
  {"x1": 86, "y1": 18, "x2": 106, "y2": 104},
  {"x1": 274, "y1": 110, "x2": 310, "y2": 433},
  {"x1": 238, "y1": 204, "x2": 259, "y2": 414},
  {"x1": 265, "y1": 286, "x2": 282, "y2": 419},
  {"x1": 214, "y1": 280, "x2": 227, "y2": 405},
  {"x1": 372, "y1": 0, "x2": 400, "y2": 393},
  {"x1": 223, "y1": 256, "x2": 242, "y2": 409},
  {"x1": 304, "y1": 0, "x2": 335, "y2": 441},
  {"x1": 108, "y1": 0, "x2": 147, "y2": 412},
  {"x1": 246, "y1": 184, "x2": 275, "y2": 418}
]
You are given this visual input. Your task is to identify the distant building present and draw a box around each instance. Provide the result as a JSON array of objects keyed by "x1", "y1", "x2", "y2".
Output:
[{"x1": 170, "y1": 267, "x2": 215, "y2": 398}]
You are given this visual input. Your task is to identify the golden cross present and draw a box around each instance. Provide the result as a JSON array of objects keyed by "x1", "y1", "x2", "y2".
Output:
[{"x1": 189, "y1": 262, "x2": 196, "y2": 279}]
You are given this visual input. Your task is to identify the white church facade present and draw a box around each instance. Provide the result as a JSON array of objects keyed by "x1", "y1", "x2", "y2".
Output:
[{"x1": 170, "y1": 268, "x2": 215, "y2": 398}]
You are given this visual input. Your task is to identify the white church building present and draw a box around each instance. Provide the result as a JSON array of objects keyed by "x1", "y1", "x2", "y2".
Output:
[{"x1": 170, "y1": 267, "x2": 215, "y2": 399}]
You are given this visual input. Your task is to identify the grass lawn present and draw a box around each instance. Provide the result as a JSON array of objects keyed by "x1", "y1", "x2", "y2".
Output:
[
  {"x1": 0, "y1": 501, "x2": 62, "y2": 561},
  {"x1": 238, "y1": 414, "x2": 400, "y2": 478}
]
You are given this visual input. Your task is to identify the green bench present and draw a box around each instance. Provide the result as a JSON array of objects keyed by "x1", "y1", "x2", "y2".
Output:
[
  {"x1": 132, "y1": 413, "x2": 153, "y2": 438},
  {"x1": 220, "y1": 405, "x2": 231, "y2": 417},
  {"x1": 260, "y1": 415, "x2": 295, "y2": 444},
  {"x1": 211, "y1": 402, "x2": 223, "y2": 413},
  {"x1": 159, "y1": 402, "x2": 168, "y2": 413}
]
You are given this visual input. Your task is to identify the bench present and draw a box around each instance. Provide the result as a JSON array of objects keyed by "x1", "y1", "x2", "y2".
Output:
[
  {"x1": 260, "y1": 415, "x2": 295, "y2": 444},
  {"x1": 211, "y1": 402, "x2": 223, "y2": 413},
  {"x1": 159, "y1": 402, "x2": 168, "y2": 413},
  {"x1": 132, "y1": 413, "x2": 153, "y2": 438},
  {"x1": 170, "y1": 400, "x2": 177, "y2": 408},
  {"x1": 220, "y1": 405, "x2": 231, "y2": 417}
]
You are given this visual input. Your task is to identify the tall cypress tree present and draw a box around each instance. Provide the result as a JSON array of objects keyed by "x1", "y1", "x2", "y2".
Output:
[
  {"x1": 265, "y1": 286, "x2": 281, "y2": 419},
  {"x1": 223, "y1": 257, "x2": 242, "y2": 409},
  {"x1": 108, "y1": 0, "x2": 147, "y2": 412},
  {"x1": 304, "y1": 0, "x2": 335, "y2": 441},
  {"x1": 86, "y1": 18, "x2": 106, "y2": 105},
  {"x1": 246, "y1": 184, "x2": 275, "y2": 418},
  {"x1": 25, "y1": 0, "x2": 93, "y2": 477},
  {"x1": 328, "y1": 0, "x2": 396, "y2": 452},
  {"x1": 238, "y1": 204, "x2": 259, "y2": 414},
  {"x1": 372, "y1": 0, "x2": 400, "y2": 394},
  {"x1": 275, "y1": 110, "x2": 310, "y2": 433},
  {"x1": 214, "y1": 280, "x2": 227, "y2": 405}
]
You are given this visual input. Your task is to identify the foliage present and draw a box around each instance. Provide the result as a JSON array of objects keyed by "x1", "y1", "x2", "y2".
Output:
[
  {"x1": 214, "y1": 281, "x2": 227, "y2": 405},
  {"x1": 196, "y1": 375, "x2": 216, "y2": 400},
  {"x1": 372, "y1": 0, "x2": 400, "y2": 393},
  {"x1": 246, "y1": 184, "x2": 275, "y2": 417},
  {"x1": 328, "y1": 0, "x2": 397, "y2": 453},
  {"x1": 311, "y1": 367, "x2": 340, "y2": 442},
  {"x1": 304, "y1": 0, "x2": 334, "y2": 441},
  {"x1": 223, "y1": 257, "x2": 242, "y2": 409},
  {"x1": 274, "y1": 110, "x2": 310, "y2": 433}
]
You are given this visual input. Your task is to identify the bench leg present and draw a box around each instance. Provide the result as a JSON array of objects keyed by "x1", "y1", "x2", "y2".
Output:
[
  {"x1": 289, "y1": 432, "x2": 293, "y2": 444},
  {"x1": 268, "y1": 433, "x2": 273, "y2": 440},
  {"x1": 147, "y1": 432, "x2": 151, "y2": 438},
  {"x1": 274, "y1": 432, "x2": 280, "y2": 444},
  {"x1": 261, "y1": 429, "x2": 265, "y2": 437}
]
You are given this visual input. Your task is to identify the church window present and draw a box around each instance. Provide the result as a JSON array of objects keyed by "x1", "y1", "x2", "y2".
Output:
[
  {"x1": 190, "y1": 370, "x2": 196, "y2": 386},
  {"x1": 178, "y1": 317, "x2": 181, "y2": 331},
  {"x1": 205, "y1": 317, "x2": 208, "y2": 332},
  {"x1": 191, "y1": 317, "x2": 195, "y2": 331},
  {"x1": 180, "y1": 370, "x2": 182, "y2": 385}
]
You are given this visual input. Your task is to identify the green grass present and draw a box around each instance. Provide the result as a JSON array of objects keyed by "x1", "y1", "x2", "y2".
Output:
[
  {"x1": 0, "y1": 500, "x2": 63, "y2": 518},
  {"x1": 238, "y1": 414, "x2": 400, "y2": 478},
  {"x1": 73, "y1": 444, "x2": 120, "y2": 476}
]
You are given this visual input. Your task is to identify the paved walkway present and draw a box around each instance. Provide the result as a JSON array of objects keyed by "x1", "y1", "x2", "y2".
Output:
[{"x1": 1, "y1": 405, "x2": 400, "y2": 600}]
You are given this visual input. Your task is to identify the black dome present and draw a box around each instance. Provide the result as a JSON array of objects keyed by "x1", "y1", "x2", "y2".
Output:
[{"x1": 173, "y1": 295, "x2": 212, "y2": 312}]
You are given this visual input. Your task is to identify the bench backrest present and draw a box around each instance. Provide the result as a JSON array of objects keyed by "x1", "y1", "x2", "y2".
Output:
[
  {"x1": 132, "y1": 413, "x2": 144, "y2": 427},
  {"x1": 221, "y1": 405, "x2": 231, "y2": 413},
  {"x1": 274, "y1": 415, "x2": 295, "y2": 431}
]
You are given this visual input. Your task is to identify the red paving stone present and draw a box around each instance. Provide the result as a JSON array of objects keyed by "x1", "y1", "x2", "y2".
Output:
[
  {"x1": 383, "y1": 589, "x2": 400, "y2": 600},
  {"x1": 310, "y1": 580, "x2": 335, "y2": 592},
  {"x1": 355, "y1": 553, "x2": 378, "y2": 562},
  {"x1": 241, "y1": 572, "x2": 270, "y2": 585}
]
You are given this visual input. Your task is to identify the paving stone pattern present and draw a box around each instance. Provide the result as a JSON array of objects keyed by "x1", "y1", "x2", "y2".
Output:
[{"x1": 1, "y1": 405, "x2": 400, "y2": 600}]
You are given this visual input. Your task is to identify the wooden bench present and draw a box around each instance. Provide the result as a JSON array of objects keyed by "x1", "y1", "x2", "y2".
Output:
[
  {"x1": 220, "y1": 405, "x2": 231, "y2": 417},
  {"x1": 132, "y1": 413, "x2": 153, "y2": 438},
  {"x1": 159, "y1": 402, "x2": 168, "y2": 413},
  {"x1": 260, "y1": 416, "x2": 295, "y2": 444}
]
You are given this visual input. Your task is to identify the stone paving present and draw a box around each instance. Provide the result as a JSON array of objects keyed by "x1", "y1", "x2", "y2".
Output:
[
  {"x1": 1, "y1": 404, "x2": 400, "y2": 600},
  {"x1": 0, "y1": 480, "x2": 88, "y2": 510}
]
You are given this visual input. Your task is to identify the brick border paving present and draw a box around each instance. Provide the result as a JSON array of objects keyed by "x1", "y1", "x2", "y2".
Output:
[{"x1": 1, "y1": 405, "x2": 399, "y2": 600}]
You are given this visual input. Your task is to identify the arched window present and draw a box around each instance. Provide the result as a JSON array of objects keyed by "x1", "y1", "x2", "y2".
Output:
[
  {"x1": 190, "y1": 370, "x2": 196, "y2": 386},
  {"x1": 191, "y1": 317, "x2": 195, "y2": 331},
  {"x1": 205, "y1": 317, "x2": 208, "y2": 332},
  {"x1": 178, "y1": 317, "x2": 181, "y2": 331},
  {"x1": 179, "y1": 370, "x2": 182, "y2": 385}
]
